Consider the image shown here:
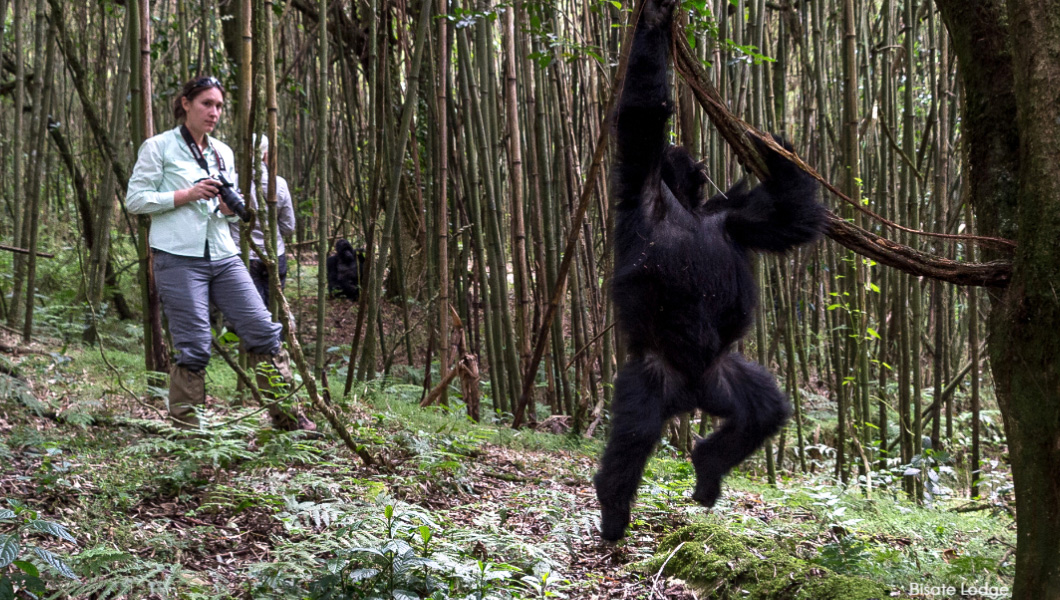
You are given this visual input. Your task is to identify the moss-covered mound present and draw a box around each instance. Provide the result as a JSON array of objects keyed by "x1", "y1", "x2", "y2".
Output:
[{"x1": 636, "y1": 523, "x2": 889, "y2": 600}]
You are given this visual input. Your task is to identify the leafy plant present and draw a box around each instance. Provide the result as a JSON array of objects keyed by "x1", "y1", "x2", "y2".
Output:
[
  {"x1": 29, "y1": 444, "x2": 78, "y2": 497},
  {"x1": 515, "y1": 563, "x2": 571, "y2": 599},
  {"x1": 59, "y1": 551, "x2": 194, "y2": 599},
  {"x1": 0, "y1": 499, "x2": 79, "y2": 598},
  {"x1": 126, "y1": 422, "x2": 257, "y2": 494},
  {"x1": 311, "y1": 504, "x2": 438, "y2": 599}
]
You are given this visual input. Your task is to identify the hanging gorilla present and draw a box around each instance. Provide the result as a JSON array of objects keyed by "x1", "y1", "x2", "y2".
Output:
[
  {"x1": 327, "y1": 239, "x2": 367, "y2": 301},
  {"x1": 594, "y1": 0, "x2": 827, "y2": 542}
]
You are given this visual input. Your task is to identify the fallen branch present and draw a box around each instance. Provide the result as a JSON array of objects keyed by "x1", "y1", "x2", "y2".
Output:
[
  {"x1": 0, "y1": 244, "x2": 54, "y2": 258},
  {"x1": 211, "y1": 337, "x2": 266, "y2": 407},
  {"x1": 248, "y1": 239, "x2": 376, "y2": 467},
  {"x1": 422, "y1": 306, "x2": 481, "y2": 422},
  {"x1": 421, "y1": 367, "x2": 460, "y2": 408},
  {"x1": 0, "y1": 343, "x2": 51, "y2": 357},
  {"x1": 951, "y1": 503, "x2": 994, "y2": 514}
]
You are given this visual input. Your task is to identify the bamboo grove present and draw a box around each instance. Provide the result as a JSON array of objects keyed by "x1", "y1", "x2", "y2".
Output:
[{"x1": 0, "y1": 0, "x2": 1003, "y2": 500}]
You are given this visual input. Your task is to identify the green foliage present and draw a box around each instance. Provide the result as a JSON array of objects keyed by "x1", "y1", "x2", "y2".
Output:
[
  {"x1": 60, "y1": 550, "x2": 193, "y2": 599},
  {"x1": 250, "y1": 430, "x2": 326, "y2": 468},
  {"x1": 240, "y1": 488, "x2": 577, "y2": 599},
  {"x1": 0, "y1": 340, "x2": 1017, "y2": 598},
  {"x1": 125, "y1": 422, "x2": 259, "y2": 494},
  {"x1": 444, "y1": 3, "x2": 502, "y2": 30},
  {"x1": 290, "y1": 501, "x2": 570, "y2": 600},
  {"x1": 764, "y1": 482, "x2": 1014, "y2": 590},
  {"x1": 680, "y1": 0, "x2": 775, "y2": 66},
  {"x1": 636, "y1": 522, "x2": 888, "y2": 599},
  {"x1": 0, "y1": 373, "x2": 40, "y2": 416},
  {"x1": 0, "y1": 499, "x2": 79, "y2": 597},
  {"x1": 522, "y1": 1, "x2": 605, "y2": 67}
]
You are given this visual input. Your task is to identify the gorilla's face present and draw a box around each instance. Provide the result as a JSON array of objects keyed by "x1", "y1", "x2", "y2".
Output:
[
  {"x1": 336, "y1": 239, "x2": 355, "y2": 258},
  {"x1": 661, "y1": 146, "x2": 707, "y2": 211}
]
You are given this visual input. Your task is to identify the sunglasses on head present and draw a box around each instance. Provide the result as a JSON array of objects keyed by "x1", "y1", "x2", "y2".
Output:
[{"x1": 191, "y1": 76, "x2": 223, "y2": 91}]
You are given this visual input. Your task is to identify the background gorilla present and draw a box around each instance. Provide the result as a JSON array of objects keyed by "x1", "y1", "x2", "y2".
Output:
[
  {"x1": 326, "y1": 239, "x2": 367, "y2": 301},
  {"x1": 594, "y1": 0, "x2": 827, "y2": 542}
]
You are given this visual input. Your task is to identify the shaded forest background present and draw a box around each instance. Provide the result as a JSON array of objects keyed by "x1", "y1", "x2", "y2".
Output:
[
  {"x1": 2, "y1": 0, "x2": 1058, "y2": 597},
  {"x1": 1, "y1": 0, "x2": 999, "y2": 495}
]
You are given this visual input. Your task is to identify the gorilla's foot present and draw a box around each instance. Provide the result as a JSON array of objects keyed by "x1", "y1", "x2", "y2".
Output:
[
  {"x1": 692, "y1": 476, "x2": 722, "y2": 508},
  {"x1": 599, "y1": 503, "x2": 631, "y2": 543}
]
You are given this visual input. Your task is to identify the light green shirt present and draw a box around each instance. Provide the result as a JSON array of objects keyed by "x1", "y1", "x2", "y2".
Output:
[{"x1": 126, "y1": 127, "x2": 241, "y2": 259}]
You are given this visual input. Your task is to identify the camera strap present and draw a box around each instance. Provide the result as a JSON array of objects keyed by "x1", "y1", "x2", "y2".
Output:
[
  {"x1": 179, "y1": 124, "x2": 226, "y2": 174},
  {"x1": 180, "y1": 125, "x2": 235, "y2": 247}
]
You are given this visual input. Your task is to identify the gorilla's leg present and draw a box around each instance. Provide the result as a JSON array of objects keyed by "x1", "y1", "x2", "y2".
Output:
[
  {"x1": 691, "y1": 354, "x2": 790, "y2": 507},
  {"x1": 594, "y1": 358, "x2": 666, "y2": 541}
]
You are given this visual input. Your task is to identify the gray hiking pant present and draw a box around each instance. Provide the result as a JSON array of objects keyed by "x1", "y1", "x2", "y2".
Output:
[{"x1": 153, "y1": 250, "x2": 282, "y2": 371}]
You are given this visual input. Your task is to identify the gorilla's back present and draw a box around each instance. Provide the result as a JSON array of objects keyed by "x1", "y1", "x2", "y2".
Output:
[{"x1": 612, "y1": 211, "x2": 756, "y2": 377}]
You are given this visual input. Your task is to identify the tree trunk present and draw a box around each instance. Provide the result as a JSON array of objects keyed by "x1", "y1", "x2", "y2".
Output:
[
  {"x1": 86, "y1": 9, "x2": 133, "y2": 318},
  {"x1": 995, "y1": 1, "x2": 1060, "y2": 595},
  {"x1": 503, "y1": 3, "x2": 531, "y2": 373},
  {"x1": 435, "y1": 0, "x2": 450, "y2": 406},
  {"x1": 357, "y1": 0, "x2": 432, "y2": 382},
  {"x1": 314, "y1": 0, "x2": 328, "y2": 380},
  {"x1": 7, "y1": 0, "x2": 25, "y2": 329},
  {"x1": 937, "y1": 0, "x2": 1058, "y2": 596},
  {"x1": 20, "y1": 0, "x2": 53, "y2": 342},
  {"x1": 138, "y1": 0, "x2": 167, "y2": 374}
]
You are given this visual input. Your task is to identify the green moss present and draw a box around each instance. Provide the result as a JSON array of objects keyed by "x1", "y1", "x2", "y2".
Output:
[{"x1": 636, "y1": 523, "x2": 889, "y2": 600}]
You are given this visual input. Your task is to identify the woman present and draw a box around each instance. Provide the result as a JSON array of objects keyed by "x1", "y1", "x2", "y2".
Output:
[{"x1": 127, "y1": 76, "x2": 314, "y2": 431}]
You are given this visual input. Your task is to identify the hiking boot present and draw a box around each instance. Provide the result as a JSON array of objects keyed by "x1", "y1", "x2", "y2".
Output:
[
  {"x1": 169, "y1": 364, "x2": 205, "y2": 429},
  {"x1": 247, "y1": 349, "x2": 316, "y2": 432}
]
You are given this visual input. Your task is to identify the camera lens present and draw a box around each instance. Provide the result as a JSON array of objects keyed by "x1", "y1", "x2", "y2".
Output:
[{"x1": 215, "y1": 174, "x2": 250, "y2": 222}]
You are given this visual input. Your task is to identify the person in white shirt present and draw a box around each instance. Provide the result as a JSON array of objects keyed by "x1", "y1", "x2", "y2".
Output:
[{"x1": 127, "y1": 76, "x2": 314, "y2": 432}]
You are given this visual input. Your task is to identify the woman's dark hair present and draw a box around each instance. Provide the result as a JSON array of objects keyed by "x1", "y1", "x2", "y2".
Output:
[{"x1": 173, "y1": 76, "x2": 225, "y2": 122}]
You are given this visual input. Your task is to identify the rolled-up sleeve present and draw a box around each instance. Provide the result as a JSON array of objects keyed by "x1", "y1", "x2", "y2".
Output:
[{"x1": 126, "y1": 138, "x2": 176, "y2": 214}]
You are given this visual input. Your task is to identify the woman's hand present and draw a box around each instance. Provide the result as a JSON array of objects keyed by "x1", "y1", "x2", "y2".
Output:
[
  {"x1": 216, "y1": 195, "x2": 235, "y2": 216},
  {"x1": 175, "y1": 179, "x2": 221, "y2": 206}
]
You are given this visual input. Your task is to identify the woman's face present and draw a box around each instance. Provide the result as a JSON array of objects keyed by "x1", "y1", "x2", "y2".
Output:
[{"x1": 181, "y1": 87, "x2": 224, "y2": 136}]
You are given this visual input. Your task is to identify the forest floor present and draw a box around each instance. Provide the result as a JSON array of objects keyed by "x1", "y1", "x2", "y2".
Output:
[{"x1": 0, "y1": 315, "x2": 1017, "y2": 599}]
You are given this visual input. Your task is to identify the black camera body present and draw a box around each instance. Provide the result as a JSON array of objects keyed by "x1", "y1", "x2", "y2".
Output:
[{"x1": 199, "y1": 173, "x2": 250, "y2": 222}]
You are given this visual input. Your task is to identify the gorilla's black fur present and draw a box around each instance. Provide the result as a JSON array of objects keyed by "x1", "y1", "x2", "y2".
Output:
[
  {"x1": 594, "y1": 0, "x2": 827, "y2": 542},
  {"x1": 326, "y1": 239, "x2": 367, "y2": 301}
]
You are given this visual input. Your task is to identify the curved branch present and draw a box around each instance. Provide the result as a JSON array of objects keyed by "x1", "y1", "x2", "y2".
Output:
[
  {"x1": 827, "y1": 215, "x2": 1010, "y2": 286},
  {"x1": 672, "y1": 28, "x2": 1013, "y2": 287}
]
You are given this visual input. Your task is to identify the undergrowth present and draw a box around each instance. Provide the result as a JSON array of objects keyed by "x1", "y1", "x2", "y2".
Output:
[{"x1": 0, "y1": 342, "x2": 1016, "y2": 599}]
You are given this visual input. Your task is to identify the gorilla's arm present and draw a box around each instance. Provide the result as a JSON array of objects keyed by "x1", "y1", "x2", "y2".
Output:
[
  {"x1": 613, "y1": 0, "x2": 677, "y2": 210},
  {"x1": 710, "y1": 136, "x2": 826, "y2": 252}
]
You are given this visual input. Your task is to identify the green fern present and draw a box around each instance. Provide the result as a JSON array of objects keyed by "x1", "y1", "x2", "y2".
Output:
[
  {"x1": 0, "y1": 373, "x2": 47, "y2": 415},
  {"x1": 54, "y1": 558, "x2": 188, "y2": 599},
  {"x1": 249, "y1": 433, "x2": 325, "y2": 468},
  {"x1": 70, "y1": 545, "x2": 133, "y2": 578},
  {"x1": 279, "y1": 497, "x2": 347, "y2": 531}
]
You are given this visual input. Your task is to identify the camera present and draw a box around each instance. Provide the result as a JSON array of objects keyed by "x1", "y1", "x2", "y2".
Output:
[{"x1": 198, "y1": 173, "x2": 250, "y2": 222}]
